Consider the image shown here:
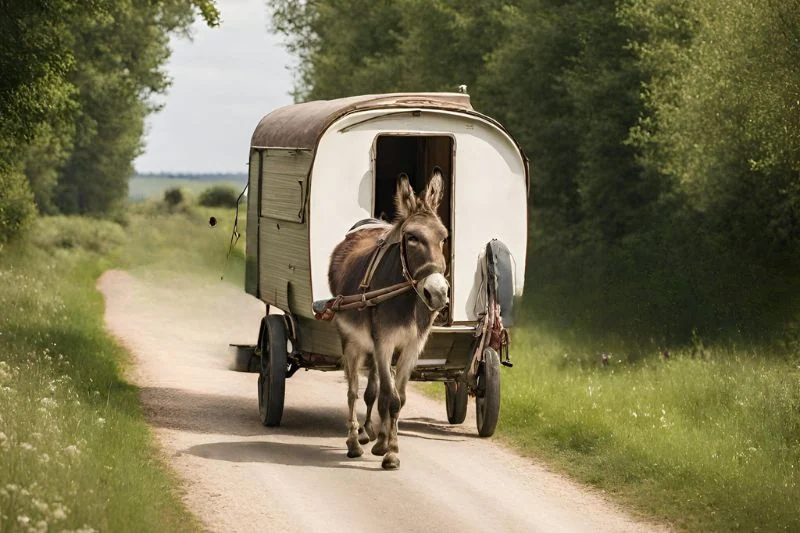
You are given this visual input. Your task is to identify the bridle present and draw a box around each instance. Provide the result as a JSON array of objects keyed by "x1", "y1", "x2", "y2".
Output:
[{"x1": 314, "y1": 224, "x2": 446, "y2": 321}]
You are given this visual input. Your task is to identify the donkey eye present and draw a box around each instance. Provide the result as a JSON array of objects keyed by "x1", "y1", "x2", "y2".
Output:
[{"x1": 407, "y1": 234, "x2": 419, "y2": 243}]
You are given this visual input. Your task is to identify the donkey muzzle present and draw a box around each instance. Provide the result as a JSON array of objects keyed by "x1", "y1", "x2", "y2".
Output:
[{"x1": 420, "y1": 273, "x2": 449, "y2": 311}]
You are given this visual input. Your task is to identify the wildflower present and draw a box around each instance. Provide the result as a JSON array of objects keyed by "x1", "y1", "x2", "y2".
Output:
[
  {"x1": 631, "y1": 411, "x2": 638, "y2": 418},
  {"x1": 63, "y1": 445, "x2": 79, "y2": 456},
  {"x1": 40, "y1": 398, "x2": 57, "y2": 408},
  {"x1": 34, "y1": 520, "x2": 48, "y2": 533},
  {"x1": 32, "y1": 499, "x2": 48, "y2": 512},
  {"x1": 5, "y1": 484, "x2": 18, "y2": 492},
  {"x1": 17, "y1": 515, "x2": 30, "y2": 526},
  {"x1": 51, "y1": 504, "x2": 68, "y2": 521},
  {"x1": 20, "y1": 442, "x2": 34, "y2": 451},
  {"x1": 39, "y1": 453, "x2": 50, "y2": 464},
  {"x1": 96, "y1": 418, "x2": 106, "y2": 426}
]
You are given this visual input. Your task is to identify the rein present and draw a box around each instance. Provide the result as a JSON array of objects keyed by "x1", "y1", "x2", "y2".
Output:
[{"x1": 314, "y1": 227, "x2": 438, "y2": 321}]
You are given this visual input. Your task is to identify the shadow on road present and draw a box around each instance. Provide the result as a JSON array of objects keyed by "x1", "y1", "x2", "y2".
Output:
[
  {"x1": 139, "y1": 387, "x2": 470, "y2": 443},
  {"x1": 182, "y1": 441, "x2": 380, "y2": 471},
  {"x1": 139, "y1": 386, "x2": 345, "y2": 438}
]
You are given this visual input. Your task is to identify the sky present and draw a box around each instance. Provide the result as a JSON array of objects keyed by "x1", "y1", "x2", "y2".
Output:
[{"x1": 134, "y1": 0, "x2": 294, "y2": 174}]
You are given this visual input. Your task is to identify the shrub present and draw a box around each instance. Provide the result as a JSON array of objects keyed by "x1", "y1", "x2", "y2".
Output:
[
  {"x1": 0, "y1": 169, "x2": 37, "y2": 244},
  {"x1": 198, "y1": 184, "x2": 239, "y2": 208},
  {"x1": 31, "y1": 215, "x2": 126, "y2": 254},
  {"x1": 163, "y1": 186, "x2": 184, "y2": 207}
]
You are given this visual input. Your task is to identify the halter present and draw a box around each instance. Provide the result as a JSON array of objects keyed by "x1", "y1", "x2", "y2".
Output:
[{"x1": 313, "y1": 225, "x2": 445, "y2": 320}]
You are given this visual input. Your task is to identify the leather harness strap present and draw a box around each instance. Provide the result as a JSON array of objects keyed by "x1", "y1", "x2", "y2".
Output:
[{"x1": 315, "y1": 229, "x2": 418, "y2": 321}]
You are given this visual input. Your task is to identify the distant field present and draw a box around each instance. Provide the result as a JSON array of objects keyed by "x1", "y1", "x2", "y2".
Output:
[{"x1": 129, "y1": 175, "x2": 246, "y2": 201}]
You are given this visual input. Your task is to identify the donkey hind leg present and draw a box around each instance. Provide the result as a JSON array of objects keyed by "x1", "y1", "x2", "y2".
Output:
[
  {"x1": 358, "y1": 357, "x2": 378, "y2": 445},
  {"x1": 343, "y1": 346, "x2": 364, "y2": 458}
]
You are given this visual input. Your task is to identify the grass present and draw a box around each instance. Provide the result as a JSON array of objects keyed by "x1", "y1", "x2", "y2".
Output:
[
  {"x1": 482, "y1": 326, "x2": 800, "y2": 531},
  {"x1": 119, "y1": 200, "x2": 245, "y2": 285},
  {"x1": 0, "y1": 215, "x2": 203, "y2": 533}
]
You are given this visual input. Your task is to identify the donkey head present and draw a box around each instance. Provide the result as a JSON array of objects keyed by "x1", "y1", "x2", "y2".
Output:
[{"x1": 394, "y1": 170, "x2": 449, "y2": 311}]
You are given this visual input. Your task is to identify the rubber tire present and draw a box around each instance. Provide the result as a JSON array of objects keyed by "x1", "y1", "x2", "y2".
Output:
[
  {"x1": 258, "y1": 315, "x2": 287, "y2": 427},
  {"x1": 445, "y1": 381, "x2": 468, "y2": 424},
  {"x1": 475, "y1": 347, "x2": 501, "y2": 437}
]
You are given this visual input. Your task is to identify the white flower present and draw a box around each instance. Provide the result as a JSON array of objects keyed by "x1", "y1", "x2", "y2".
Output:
[
  {"x1": 96, "y1": 418, "x2": 106, "y2": 426},
  {"x1": 52, "y1": 507, "x2": 67, "y2": 520},
  {"x1": 17, "y1": 515, "x2": 30, "y2": 526},
  {"x1": 40, "y1": 398, "x2": 57, "y2": 408},
  {"x1": 39, "y1": 453, "x2": 50, "y2": 464},
  {"x1": 32, "y1": 498, "x2": 49, "y2": 512},
  {"x1": 20, "y1": 442, "x2": 34, "y2": 451},
  {"x1": 34, "y1": 520, "x2": 48, "y2": 533},
  {"x1": 631, "y1": 411, "x2": 638, "y2": 418},
  {"x1": 0, "y1": 431, "x2": 6, "y2": 442},
  {"x1": 63, "y1": 445, "x2": 80, "y2": 456}
]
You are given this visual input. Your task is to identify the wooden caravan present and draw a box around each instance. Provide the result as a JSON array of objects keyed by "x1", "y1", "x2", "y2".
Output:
[{"x1": 242, "y1": 92, "x2": 529, "y2": 435}]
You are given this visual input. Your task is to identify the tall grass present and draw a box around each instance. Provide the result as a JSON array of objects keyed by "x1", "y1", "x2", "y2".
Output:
[
  {"x1": 0, "y1": 217, "x2": 199, "y2": 532},
  {"x1": 120, "y1": 201, "x2": 245, "y2": 286},
  {"x1": 497, "y1": 326, "x2": 800, "y2": 531}
]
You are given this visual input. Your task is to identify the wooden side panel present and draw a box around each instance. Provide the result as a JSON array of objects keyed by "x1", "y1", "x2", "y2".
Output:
[
  {"x1": 258, "y1": 217, "x2": 313, "y2": 317},
  {"x1": 260, "y1": 149, "x2": 312, "y2": 222},
  {"x1": 245, "y1": 150, "x2": 261, "y2": 297}
]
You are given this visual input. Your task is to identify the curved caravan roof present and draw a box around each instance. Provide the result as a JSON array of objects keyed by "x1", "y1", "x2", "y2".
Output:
[
  {"x1": 250, "y1": 93, "x2": 528, "y2": 183},
  {"x1": 251, "y1": 93, "x2": 472, "y2": 150}
]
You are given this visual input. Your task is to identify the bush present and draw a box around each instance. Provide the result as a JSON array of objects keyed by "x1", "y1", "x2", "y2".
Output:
[
  {"x1": 31, "y1": 215, "x2": 126, "y2": 254},
  {"x1": 0, "y1": 169, "x2": 37, "y2": 244},
  {"x1": 198, "y1": 184, "x2": 239, "y2": 208},
  {"x1": 163, "y1": 186, "x2": 184, "y2": 207}
]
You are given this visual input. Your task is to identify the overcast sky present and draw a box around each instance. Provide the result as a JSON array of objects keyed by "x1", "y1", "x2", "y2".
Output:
[{"x1": 134, "y1": 0, "x2": 294, "y2": 174}]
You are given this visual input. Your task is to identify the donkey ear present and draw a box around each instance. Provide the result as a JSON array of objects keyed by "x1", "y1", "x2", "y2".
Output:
[
  {"x1": 422, "y1": 169, "x2": 444, "y2": 212},
  {"x1": 394, "y1": 173, "x2": 418, "y2": 220}
]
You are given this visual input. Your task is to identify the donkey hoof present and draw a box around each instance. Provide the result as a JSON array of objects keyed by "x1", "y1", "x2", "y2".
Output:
[
  {"x1": 382, "y1": 452, "x2": 400, "y2": 470},
  {"x1": 346, "y1": 439, "x2": 363, "y2": 458},
  {"x1": 371, "y1": 441, "x2": 389, "y2": 457},
  {"x1": 364, "y1": 424, "x2": 377, "y2": 442},
  {"x1": 357, "y1": 427, "x2": 370, "y2": 445},
  {"x1": 347, "y1": 447, "x2": 364, "y2": 458}
]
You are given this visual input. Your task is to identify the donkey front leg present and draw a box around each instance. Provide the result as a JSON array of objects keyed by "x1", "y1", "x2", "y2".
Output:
[
  {"x1": 371, "y1": 347, "x2": 401, "y2": 469},
  {"x1": 358, "y1": 356, "x2": 378, "y2": 445},
  {"x1": 343, "y1": 344, "x2": 364, "y2": 458},
  {"x1": 384, "y1": 344, "x2": 419, "y2": 463}
]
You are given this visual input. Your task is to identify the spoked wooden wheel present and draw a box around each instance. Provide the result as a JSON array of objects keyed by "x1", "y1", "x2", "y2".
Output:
[
  {"x1": 475, "y1": 347, "x2": 501, "y2": 437},
  {"x1": 445, "y1": 381, "x2": 468, "y2": 424},
  {"x1": 258, "y1": 315, "x2": 287, "y2": 427}
]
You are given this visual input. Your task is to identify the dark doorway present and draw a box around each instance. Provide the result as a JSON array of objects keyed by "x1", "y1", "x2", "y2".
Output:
[{"x1": 374, "y1": 135, "x2": 454, "y2": 324}]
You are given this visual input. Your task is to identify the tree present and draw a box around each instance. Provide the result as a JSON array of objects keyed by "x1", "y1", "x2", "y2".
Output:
[{"x1": 0, "y1": 0, "x2": 220, "y2": 241}]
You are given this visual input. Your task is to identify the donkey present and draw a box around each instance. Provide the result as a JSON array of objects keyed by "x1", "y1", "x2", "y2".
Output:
[{"x1": 328, "y1": 170, "x2": 449, "y2": 470}]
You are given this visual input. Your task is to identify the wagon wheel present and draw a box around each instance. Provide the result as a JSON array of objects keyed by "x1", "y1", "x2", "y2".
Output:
[
  {"x1": 258, "y1": 315, "x2": 287, "y2": 427},
  {"x1": 444, "y1": 381, "x2": 468, "y2": 424},
  {"x1": 475, "y1": 347, "x2": 501, "y2": 437}
]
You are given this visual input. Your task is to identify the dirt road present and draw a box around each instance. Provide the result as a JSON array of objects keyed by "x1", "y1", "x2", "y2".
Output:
[{"x1": 98, "y1": 270, "x2": 665, "y2": 533}]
